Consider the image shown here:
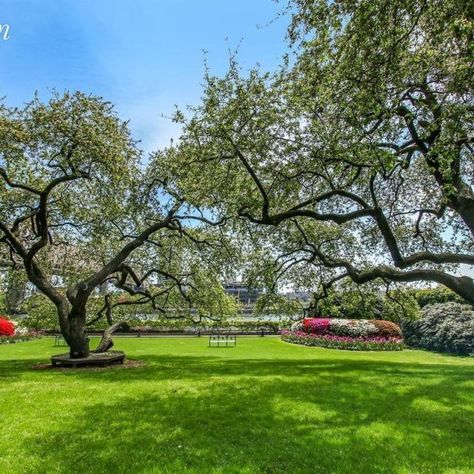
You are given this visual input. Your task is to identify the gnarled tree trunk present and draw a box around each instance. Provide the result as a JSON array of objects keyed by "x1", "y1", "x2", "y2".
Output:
[
  {"x1": 94, "y1": 321, "x2": 130, "y2": 353},
  {"x1": 64, "y1": 317, "x2": 90, "y2": 359},
  {"x1": 57, "y1": 305, "x2": 90, "y2": 359}
]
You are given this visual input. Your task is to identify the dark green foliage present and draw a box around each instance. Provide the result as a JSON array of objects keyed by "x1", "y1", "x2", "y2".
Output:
[
  {"x1": 162, "y1": 0, "x2": 474, "y2": 305},
  {"x1": 21, "y1": 294, "x2": 58, "y2": 331},
  {"x1": 412, "y1": 287, "x2": 469, "y2": 308},
  {"x1": 2, "y1": 270, "x2": 28, "y2": 315},
  {"x1": 0, "y1": 291, "x2": 6, "y2": 313},
  {"x1": 315, "y1": 286, "x2": 420, "y2": 321},
  {"x1": 402, "y1": 303, "x2": 474, "y2": 356}
]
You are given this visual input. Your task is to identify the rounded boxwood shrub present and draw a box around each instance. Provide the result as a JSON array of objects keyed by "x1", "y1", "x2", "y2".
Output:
[{"x1": 402, "y1": 303, "x2": 474, "y2": 356}]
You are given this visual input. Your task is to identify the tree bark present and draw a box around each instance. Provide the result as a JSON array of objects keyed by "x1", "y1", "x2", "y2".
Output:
[
  {"x1": 94, "y1": 321, "x2": 130, "y2": 353},
  {"x1": 63, "y1": 313, "x2": 90, "y2": 358},
  {"x1": 55, "y1": 304, "x2": 130, "y2": 358}
]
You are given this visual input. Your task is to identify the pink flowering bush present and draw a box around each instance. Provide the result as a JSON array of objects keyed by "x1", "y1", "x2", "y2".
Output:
[
  {"x1": 281, "y1": 329, "x2": 403, "y2": 351},
  {"x1": 303, "y1": 318, "x2": 330, "y2": 334}
]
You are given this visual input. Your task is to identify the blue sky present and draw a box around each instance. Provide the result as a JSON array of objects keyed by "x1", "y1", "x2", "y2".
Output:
[{"x1": 0, "y1": 0, "x2": 288, "y2": 152}]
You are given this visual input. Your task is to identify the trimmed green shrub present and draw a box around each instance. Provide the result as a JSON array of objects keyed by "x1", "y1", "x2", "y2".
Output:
[{"x1": 412, "y1": 287, "x2": 468, "y2": 308}]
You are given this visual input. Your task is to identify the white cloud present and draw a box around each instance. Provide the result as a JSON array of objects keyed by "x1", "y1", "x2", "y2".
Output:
[{"x1": 118, "y1": 95, "x2": 183, "y2": 155}]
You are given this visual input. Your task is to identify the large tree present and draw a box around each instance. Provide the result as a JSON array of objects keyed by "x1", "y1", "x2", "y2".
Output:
[
  {"x1": 158, "y1": 0, "x2": 474, "y2": 305},
  {"x1": 0, "y1": 92, "x2": 232, "y2": 358}
]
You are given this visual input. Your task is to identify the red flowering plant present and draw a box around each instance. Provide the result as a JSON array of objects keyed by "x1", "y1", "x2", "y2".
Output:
[
  {"x1": 0, "y1": 317, "x2": 16, "y2": 337},
  {"x1": 302, "y1": 318, "x2": 331, "y2": 334},
  {"x1": 0, "y1": 317, "x2": 42, "y2": 344}
]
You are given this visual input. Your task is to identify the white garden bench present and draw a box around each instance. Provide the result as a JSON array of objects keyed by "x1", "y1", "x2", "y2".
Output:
[{"x1": 208, "y1": 335, "x2": 237, "y2": 348}]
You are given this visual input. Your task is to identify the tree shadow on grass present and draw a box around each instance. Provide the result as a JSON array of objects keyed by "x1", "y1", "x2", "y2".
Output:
[{"x1": 17, "y1": 353, "x2": 474, "y2": 474}]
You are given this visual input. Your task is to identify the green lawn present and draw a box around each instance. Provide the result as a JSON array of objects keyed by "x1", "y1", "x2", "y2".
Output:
[{"x1": 1, "y1": 337, "x2": 473, "y2": 474}]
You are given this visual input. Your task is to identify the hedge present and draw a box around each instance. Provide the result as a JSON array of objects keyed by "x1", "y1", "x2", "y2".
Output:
[{"x1": 0, "y1": 333, "x2": 42, "y2": 344}]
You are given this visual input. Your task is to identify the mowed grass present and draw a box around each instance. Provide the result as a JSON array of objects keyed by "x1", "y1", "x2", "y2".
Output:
[{"x1": 0, "y1": 337, "x2": 473, "y2": 474}]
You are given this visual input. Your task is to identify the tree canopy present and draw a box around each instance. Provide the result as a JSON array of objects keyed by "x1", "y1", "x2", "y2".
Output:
[
  {"x1": 0, "y1": 92, "x2": 235, "y2": 357},
  {"x1": 158, "y1": 0, "x2": 474, "y2": 305}
]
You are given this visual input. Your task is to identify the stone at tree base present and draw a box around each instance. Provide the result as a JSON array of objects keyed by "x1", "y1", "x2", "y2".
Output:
[{"x1": 51, "y1": 350, "x2": 125, "y2": 368}]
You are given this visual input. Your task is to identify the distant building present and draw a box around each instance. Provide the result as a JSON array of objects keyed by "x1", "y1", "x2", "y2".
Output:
[
  {"x1": 284, "y1": 291, "x2": 311, "y2": 303},
  {"x1": 223, "y1": 282, "x2": 261, "y2": 307}
]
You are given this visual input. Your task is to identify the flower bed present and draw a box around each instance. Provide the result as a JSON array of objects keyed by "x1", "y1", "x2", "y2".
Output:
[
  {"x1": 281, "y1": 330, "x2": 403, "y2": 351},
  {"x1": 293, "y1": 318, "x2": 402, "y2": 337}
]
